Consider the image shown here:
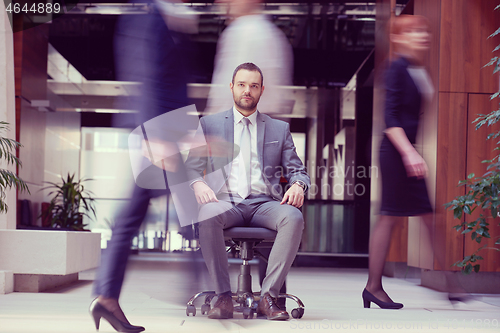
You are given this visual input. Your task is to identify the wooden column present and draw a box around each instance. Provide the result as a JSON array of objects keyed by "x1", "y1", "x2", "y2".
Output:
[
  {"x1": 412, "y1": 0, "x2": 500, "y2": 281},
  {"x1": 14, "y1": 16, "x2": 49, "y2": 226},
  {"x1": 375, "y1": 0, "x2": 500, "y2": 280},
  {"x1": 434, "y1": 92, "x2": 467, "y2": 270},
  {"x1": 465, "y1": 94, "x2": 500, "y2": 272}
]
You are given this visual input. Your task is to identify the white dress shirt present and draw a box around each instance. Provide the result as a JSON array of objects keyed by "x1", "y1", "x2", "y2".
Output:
[{"x1": 223, "y1": 107, "x2": 268, "y2": 197}]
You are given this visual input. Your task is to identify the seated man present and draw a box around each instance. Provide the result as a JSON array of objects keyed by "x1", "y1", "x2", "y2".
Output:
[{"x1": 186, "y1": 62, "x2": 310, "y2": 320}]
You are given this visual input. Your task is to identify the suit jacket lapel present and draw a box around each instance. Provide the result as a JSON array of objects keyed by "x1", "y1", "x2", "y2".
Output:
[
  {"x1": 256, "y1": 111, "x2": 265, "y2": 169},
  {"x1": 224, "y1": 109, "x2": 235, "y2": 166}
]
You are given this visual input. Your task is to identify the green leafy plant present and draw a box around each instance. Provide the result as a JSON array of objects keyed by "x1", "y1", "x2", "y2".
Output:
[
  {"x1": 0, "y1": 121, "x2": 29, "y2": 213},
  {"x1": 444, "y1": 5, "x2": 500, "y2": 274},
  {"x1": 41, "y1": 173, "x2": 96, "y2": 231}
]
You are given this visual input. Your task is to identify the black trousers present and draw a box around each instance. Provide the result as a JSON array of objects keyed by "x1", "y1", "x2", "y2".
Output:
[{"x1": 93, "y1": 186, "x2": 168, "y2": 299}]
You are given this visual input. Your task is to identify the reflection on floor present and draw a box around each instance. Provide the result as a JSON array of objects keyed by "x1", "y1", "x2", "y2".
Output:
[{"x1": 0, "y1": 252, "x2": 499, "y2": 333}]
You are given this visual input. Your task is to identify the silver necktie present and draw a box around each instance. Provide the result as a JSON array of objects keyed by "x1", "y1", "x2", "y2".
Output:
[{"x1": 238, "y1": 117, "x2": 251, "y2": 198}]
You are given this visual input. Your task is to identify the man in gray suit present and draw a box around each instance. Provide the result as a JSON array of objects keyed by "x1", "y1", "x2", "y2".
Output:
[{"x1": 186, "y1": 62, "x2": 310, "y2": 320}]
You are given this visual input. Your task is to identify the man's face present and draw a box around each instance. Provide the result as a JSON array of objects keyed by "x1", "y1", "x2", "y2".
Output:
[{"x1": 230, "y1": 69, "x2": 264, "y2": 112}]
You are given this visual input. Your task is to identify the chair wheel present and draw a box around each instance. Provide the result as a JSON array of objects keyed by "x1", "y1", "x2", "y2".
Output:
[
  {"x1": 186, "y1": 305, "x2": 196, "y2": 316},
  {"x1": 291, "y1": 308, "x2": 304, "y2": 319},
  {"x1": 201, "y1": 304, "x2": 211, "y2": 315},
  {"x1": 242, "y1": 307, "x2": 254, "y2": 319}
]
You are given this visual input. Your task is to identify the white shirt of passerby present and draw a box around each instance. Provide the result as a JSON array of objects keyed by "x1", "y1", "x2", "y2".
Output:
[{"x1": 206, "y1": 14, "x2": 293, "y2": 115}]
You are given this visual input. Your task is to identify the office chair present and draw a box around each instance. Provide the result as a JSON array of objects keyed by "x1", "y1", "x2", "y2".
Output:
[{"x1": 185, "y1": 226, "x2": 305, "y2": 319}]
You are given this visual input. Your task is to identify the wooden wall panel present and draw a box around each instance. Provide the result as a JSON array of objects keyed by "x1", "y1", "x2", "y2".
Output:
[
  {"x1": 13, "y1": 16, "x2": 50, "y2": 227},
  {"x1": 13, "y1": 15, "x2": 48, "y2": 101},
  {"x1": 415, "y1": 0, "x2": 441, "y2": 91},
  {"x1": 411, "y1": 0, "x2": 442, "y2": 270},
  {"x1": 435, "y1": 92, "x2": 468, "y2": 271},
  {"x1": 386, "y1": 218, "x2": 408, "y2": 262},
  {"x1": 13, "y1": 29, "x2": 23, "y2": 97},
  {"x1": 375, "y1": 0, "x2": 500, "y2": 272},
  {"x1": 465, "y1": 94, "x2": 500, "y2": 272},
  {"x1": 439, "y1": 0, "x2": 499, "y2": 94},
  {"x1": 13, "y1": 16, "x2": 23, "y2": 143},
  {"x1": 20, "y1": 23, "x2": 48, "y2": 101}
]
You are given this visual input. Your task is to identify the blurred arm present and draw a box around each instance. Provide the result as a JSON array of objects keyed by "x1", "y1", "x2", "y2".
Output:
[{"x1": 384, "y1": 62, "x2": 427, "y2": 178}]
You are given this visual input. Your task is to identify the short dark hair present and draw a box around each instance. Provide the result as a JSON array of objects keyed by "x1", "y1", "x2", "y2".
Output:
[{"x1": 232, "y1": 62, "x2": 264, "y2": 86}]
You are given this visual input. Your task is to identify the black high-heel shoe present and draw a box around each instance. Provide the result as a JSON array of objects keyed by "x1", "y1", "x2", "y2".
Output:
[
  {"x1": 362, "y1": 288, "x2": 403, "y2": 309},
  {"x1": 89, "y1": 298, "x2": 145, "y2": 333}
]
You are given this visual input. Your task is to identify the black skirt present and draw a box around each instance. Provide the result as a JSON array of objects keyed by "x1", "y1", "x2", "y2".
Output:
[{"x1": 379, "y1": 136, "x2": 433, "y2": 216}]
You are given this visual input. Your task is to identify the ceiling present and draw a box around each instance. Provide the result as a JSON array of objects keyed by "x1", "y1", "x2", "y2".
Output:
[{"x1": 43, "y1": 1, "x2": 409, "y2": 115}]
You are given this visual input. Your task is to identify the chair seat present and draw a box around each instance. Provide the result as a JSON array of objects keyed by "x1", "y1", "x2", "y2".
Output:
[
  {"x1": 187, "y1": 226, "x2": 305, "y2": 319},
  {"x1": 223, "y1": 227, "x2": 277, "y2": 240}
]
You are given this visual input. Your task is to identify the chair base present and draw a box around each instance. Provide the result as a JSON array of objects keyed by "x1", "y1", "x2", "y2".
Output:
[
  {"x1": 186, "y1": 291, "x2": 305, "y2": 319},
  {"x1": 186, "y1": 227, "x2": 304, "y2": 319}
]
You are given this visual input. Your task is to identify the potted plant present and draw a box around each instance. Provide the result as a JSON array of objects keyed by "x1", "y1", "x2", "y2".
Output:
[
  {"x1": 445, "y1": 5, "x2": 500, "y2": 273},
  {"x1": 0, "y1": 121, "x2": 29, "y2": 213},
  {"x1": 40, "y1": 173, "x2": 96, "y2": 231}
]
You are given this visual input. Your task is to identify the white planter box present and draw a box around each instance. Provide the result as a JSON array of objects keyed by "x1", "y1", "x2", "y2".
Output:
[{"x1": 0, "y1": 230, "x2": 101, "y2": 292}]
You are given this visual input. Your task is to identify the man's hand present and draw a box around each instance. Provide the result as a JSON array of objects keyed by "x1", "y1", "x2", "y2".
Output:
[
  {"x1": 193, "y1": 181, "x2": 219, "y2": 205},
  {"x1": 281, "y1": 183, "x2": 304, "y2": 208}
]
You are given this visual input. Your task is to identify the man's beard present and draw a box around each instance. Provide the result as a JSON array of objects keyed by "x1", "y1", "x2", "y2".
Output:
[{"x1": 234, "y1": 95, "x2": 259, "y2": 111}]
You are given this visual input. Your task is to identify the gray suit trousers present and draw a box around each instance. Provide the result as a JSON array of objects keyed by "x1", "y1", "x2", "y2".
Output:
[{"x1": 197, "y1": 194, "x2": 304, "y2": 298}]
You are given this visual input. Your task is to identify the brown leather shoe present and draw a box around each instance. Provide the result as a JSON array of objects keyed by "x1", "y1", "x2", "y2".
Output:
[
  {"x1": 257, "y1": 293, "x2": 289, "y2": 320},
  {"x1": 207, "y1": 293, "x2": 233, "y2": 319}
]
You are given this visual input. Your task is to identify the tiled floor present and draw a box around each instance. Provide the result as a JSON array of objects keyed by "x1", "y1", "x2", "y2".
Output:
[{"x1": 1, "y1": 253, "x2": 499, "y2": 333}]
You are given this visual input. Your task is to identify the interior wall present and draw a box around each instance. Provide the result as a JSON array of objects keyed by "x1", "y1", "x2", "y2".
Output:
[
  {"x1": 465, "y1": 94, "x2": 500, "y2": 272},
  {"x1": 375, "y1": 0, "x2": 500, "y2": 271},
  {"x1": 417, "y1": 0, "x2": 500, "y2": 271},
  {"x1": 17, "y1": 102, "x2": 46, "y2": 226},
  {"x1": 14, "y1": 16, "x2": 81, "y2": 227},
  {"x1": 14, "y1": 20, "x2": 49, "y2": 227},
  {"x1": 407, "y1": 0, "x2": 441, "y2": 270},
  {"x1": 0, "y1": 6, "x2": 17, "y2": 230},
  {"x1": 438, "y1": 0, "x2": 499, "y2": 272},
  {"x1": 435, "y1": 92, "x2": 467, "y2": 270},
  {"x1": 42, "y1": 112, "x2": 81, "y2": 204}
]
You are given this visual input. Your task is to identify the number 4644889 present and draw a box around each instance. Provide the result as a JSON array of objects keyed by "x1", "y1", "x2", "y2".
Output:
[{"x1": 5, "y1": 2, "x2": 61, "y2": 14}]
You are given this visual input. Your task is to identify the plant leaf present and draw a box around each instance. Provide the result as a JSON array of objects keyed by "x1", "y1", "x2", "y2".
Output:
[{"x1": 485, "y1": 57, "x2": 499, "y2": 67}]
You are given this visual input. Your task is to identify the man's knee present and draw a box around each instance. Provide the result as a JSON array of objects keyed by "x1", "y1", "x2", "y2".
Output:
[
  {"x1": 197, "y1": 202, "x2": 231, "y2": 229},
  {"x1": 277, "y1": 206, "x2": 304, "y2": 231},
  {"x1": 198, "y1": 202, "x2": 223, "y2": 221}
]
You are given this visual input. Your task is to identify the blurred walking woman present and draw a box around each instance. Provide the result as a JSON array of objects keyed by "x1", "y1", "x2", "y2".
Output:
[{"x1": 363, "y1": 15, "x2": 433, "y2": 309}]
